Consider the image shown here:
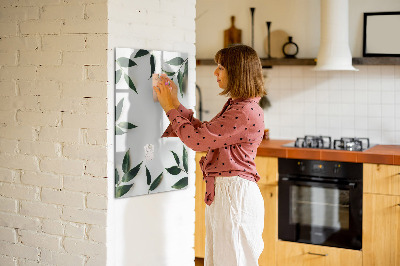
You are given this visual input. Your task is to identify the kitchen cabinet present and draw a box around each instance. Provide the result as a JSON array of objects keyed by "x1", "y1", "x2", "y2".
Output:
[
  {"x1": 255, "y1": 156, "x2": 278, "y2": 186},
  {"x1": 363, "y1": 163, "x2": 400, "y2": 266},
  {"x1": 259, "y1": 184, "x2": 278, "y2": 266},
  {"x1": 195, "y1": 152, "x2": 207, "y2": 258},
  {"x1": 194, "y1": 154, "x2": 279, "y2": 266},
  {"x1": 363, "y1": 163, "x2": 400, "y2": 196},
  {"x1": 363, "y1": 193, "x2": 400, "y2": 266},
  {"x1": 276, "y1": 241, "x2": 362, "y2": 266}
]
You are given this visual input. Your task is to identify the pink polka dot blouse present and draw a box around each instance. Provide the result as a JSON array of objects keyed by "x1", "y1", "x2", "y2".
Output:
[{"x1": 161, "y1": 97, "x2": 265, "y2": 205}]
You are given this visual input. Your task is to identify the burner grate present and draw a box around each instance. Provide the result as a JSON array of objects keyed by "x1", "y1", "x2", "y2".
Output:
[{"x1": 333, "y1": 137, "x2": 370, "y2": 151}]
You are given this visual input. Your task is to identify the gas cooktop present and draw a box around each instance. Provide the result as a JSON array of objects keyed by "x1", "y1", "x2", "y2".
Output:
[{"x1": 282, "y1": 135, "x2": 375, "y2": 151}]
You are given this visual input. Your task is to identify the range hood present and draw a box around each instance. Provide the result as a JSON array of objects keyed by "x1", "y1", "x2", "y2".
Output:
[{"x1": 314, "y1": 0, "x2": 358, "y2": 71}]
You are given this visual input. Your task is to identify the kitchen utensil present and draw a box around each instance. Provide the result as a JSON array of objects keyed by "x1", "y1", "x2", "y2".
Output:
[
  {"x1": 224, "y1": 16, "x2": 242, "y2": 48},
  {"x1": 250, "y1": 8, "x2": 255, "y2": 48}
]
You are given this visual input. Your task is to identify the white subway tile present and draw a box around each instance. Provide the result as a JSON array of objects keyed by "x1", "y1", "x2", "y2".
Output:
[
  {"x1": 316, "y1": 89, "x2": 329, "y2": 103},
  {"x1": 367, "y1": 130, "x2": 382, "y2": 143},
  {"x1": 368, "y1": 117, "x2": 382, "y2": 131},
  {"x1": 341, "y1": 128, "x2": 355, "y2": 137},
  {"x1": 367, "y1": 104, "x2": 382, "y2": 118},
  {"x1": 382, "y1": 90, "x2": 395, "y2": 104},
  {"x1": 382, "y1": 105, "x2": 395, "y2": 118},
  {"x1": 316, "y1": 103, "x2": 329, "y2": 116},
  {"x1": 341, "y1": 117, "x2": 355, "y2": 129},
  {"x1": 316, "y1": 115, "x2": 330, "y2": 128},
  {"x1": 382, "y1": 117, "x2": 396, "y2": 131},
  {"x1": 328, "y1": 103, "x2": 341, "y2": 116},
  {"x1": 341, "y1": 104, "x2": 355, "y2": 116},
  {"x1": 355, "y1": 116, "x2": 368, "y2": 130},
  {"x1": 367, "y1": 91, "x2": 381, "y2": 105},
  {"x1": 382, "y1": 78, "x2": 395, "y2": 91},
  {"x1": 341, "y1": 89, "x2": 354, "y2": 104},
  {"x1": 381, "y1": 131, "x2": 396, "y2": 144}
]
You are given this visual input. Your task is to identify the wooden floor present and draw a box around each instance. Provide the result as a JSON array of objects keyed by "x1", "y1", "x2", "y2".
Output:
[{"x1": 195, "y1": 257, "x2": 204, "y2": 266}]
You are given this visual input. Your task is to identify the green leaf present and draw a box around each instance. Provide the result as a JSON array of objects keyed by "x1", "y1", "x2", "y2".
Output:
[
  {"x1": 162, "y1": 69, "x2": 175, "y2": 76},
  {"x1": 149, "y1": 172, "x2": 163, "y2": 191},
  {"x1": 146, "y1": 166, "x2": 151, "y2": 185},
  {"x1": 150, "y1": 54, "x2": 155, "y2": 79},
  {"x1": 134, "y1": 49, "x2": 149, "y2": 58},
  {"x1": 172, "y1": 177, "x2": 188, "y2": 189},
  {"x1": 171, "y1": 151, "x2": 180, "y2": 166},
  {"x1": 118, "y1": 122, "x2": 137, "y2": 129},
  {"x1": 177, "y1": 70, "x2": 183, "y2": 97},
  {"x1": 115, "y1": 69, "x2": 122, "y2": 84},
  {"x1": 122, "y1": 149, "x2": 130, "y2": 174},
  {"x1": 115, "y1": 168, "x2": 119, "y2": 186},
  {"x1": 165, "y1": 57, "x2": 184, "y2": 66},
  {"x1": 116, "y1": 184, "x2": 133, "y2": 198},
  {"x1": 117, "y1": 57, "x2": 137, "y2": 67},
  {"x1": 183, "y1": 146, "x2": 188, "y2": 173},
  {"x1": 115, "y1": 98, "x2": 124, "y2": 121},
  {"x1": 166, "y1": 166, "x2": 181, "y2": 175},
  {"x1": 115, "y1": 126, "x2": 125, "y2": 135},
  {"x1": 122, "y1": 161, "x2": 143, "y2": 182},
  {"x1": 184, "y1": 61, "x2": 188, "y2": 76},
  {"x1": 124, "y1": 74, "x2": 137, "y2": 93}
]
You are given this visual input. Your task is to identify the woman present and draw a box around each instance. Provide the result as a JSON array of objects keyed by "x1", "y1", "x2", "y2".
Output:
[{"x1": 153, "y1": 44, "x2": 266, "y2": 266}]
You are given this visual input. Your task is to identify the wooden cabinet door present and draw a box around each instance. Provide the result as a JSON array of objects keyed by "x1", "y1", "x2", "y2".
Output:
[
  {"x1": 363, "y1": 193, "x2": 400, "y2": 266},
  {"x1": 195, "y1": 152, "x2": 207, "y2": 258},
  {"x1": 255, "y1": 156, "x2": 278, "y2": 186},
  {"x1": 277, "y1": 241, "x2": 362, "y2": 266},
  {"x1": 364, "y1": 164, "x2": 400, "y2": 196},
  {"x1": 259, "y1": 185, "x2": 278, "y2": 266}
]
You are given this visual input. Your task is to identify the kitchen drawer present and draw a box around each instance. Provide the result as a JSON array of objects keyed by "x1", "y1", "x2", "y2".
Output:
[
  {"x1": 276, "y1": 241, "x2": 362, "y2": 266},
  {"x1": 364, "y1": 164, "x2": 400, "y2": 196},
  {"x1": 255, "y1": 156, "x2": 278, "y2": 186}
]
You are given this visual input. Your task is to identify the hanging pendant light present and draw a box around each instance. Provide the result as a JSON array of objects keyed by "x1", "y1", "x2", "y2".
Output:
[{"x1": 314, "y1": 0, "x2": 358, "y2": 71}]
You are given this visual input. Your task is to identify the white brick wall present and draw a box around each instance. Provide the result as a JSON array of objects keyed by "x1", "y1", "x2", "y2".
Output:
[{"x1": 0, "y1": 0, "x2": 108, "y2": 265}]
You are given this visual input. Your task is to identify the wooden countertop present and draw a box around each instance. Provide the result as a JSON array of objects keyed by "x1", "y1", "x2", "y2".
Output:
[{"x1": 256, "y1": 139, "x2": 400, "y2": 165}]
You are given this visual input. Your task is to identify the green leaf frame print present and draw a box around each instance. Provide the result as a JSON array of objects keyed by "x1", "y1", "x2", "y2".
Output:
[{"x1": 114, "y1": 47, "x2": 190, "y2": 198}]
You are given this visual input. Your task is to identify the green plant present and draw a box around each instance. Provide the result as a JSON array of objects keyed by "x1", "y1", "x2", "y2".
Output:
[
  {"x1": 115, "y1": 98, "x2": 137, "y2": 135},
  {"x1": 166, "y1": 146, "x2": 189, "y2": 190},
  {"x1": 162, "y1": 57, "x2": 188, "y2": 97},
  {"x1": 115, "y1": 149, "x2": 143, "y2": 198}
]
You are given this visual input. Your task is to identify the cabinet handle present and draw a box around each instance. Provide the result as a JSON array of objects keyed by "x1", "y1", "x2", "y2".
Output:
[
  {"x1": 397, "y1": 204, "x2": 400, "y2": 207},
  {"x1": 307, "y1": 252, "x2": 328, "y2": 257}
]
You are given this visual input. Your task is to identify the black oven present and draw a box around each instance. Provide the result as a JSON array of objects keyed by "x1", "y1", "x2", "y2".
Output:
[{"x1": 278, "y1": 158, "x2": 363, "y2": 250}]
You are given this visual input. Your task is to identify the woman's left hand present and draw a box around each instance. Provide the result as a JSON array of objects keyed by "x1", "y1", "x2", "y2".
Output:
[{"x1": 153, "y1": 79, "x2": 175, "y2": 113}]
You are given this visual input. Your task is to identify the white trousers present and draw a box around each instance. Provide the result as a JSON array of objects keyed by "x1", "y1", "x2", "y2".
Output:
[{"x1": 205, "y1": 176, "x2": 265, "y2": 266}]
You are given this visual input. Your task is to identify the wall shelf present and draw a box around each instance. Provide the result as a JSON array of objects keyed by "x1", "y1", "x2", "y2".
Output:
[{"x1": 196, "y1": 57, "x2": 400, "y2": 67}]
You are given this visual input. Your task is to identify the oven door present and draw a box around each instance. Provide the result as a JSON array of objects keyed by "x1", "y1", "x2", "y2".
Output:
[{"x1": 278, "y1": 176, "x2": 362, "y2": 250}]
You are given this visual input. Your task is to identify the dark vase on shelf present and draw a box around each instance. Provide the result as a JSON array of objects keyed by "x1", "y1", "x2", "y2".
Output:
[{"x1": 282, "y1": 36, "x2": 299, "y2": 58}]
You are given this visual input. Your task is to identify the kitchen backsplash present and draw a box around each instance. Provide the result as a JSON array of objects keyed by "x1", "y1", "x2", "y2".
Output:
[{"x1": 196, "y1": 65, "x2": 400, "y2": 145}]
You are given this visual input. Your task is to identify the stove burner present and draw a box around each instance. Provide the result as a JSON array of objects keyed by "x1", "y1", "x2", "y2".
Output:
[
  {"x1": 295, "y1": 135, "x2": 332, "y2": 149},
  {"x1": 333, "y1": 137, "x2": 370, "y2": 151},
  {"x1": 286, "y1": 136, "x2": 372, "y2": 151}
]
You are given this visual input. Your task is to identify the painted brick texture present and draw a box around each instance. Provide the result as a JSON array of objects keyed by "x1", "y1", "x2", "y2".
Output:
[{"x1": 0, "y1": 0, "x2": 108, "y2": 265}]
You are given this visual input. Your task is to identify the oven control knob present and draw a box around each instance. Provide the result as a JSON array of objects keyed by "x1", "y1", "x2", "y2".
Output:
[
  {"x1": 334, "y1": 164, "x2": 340, "y2": 174},
  {"x1": 298, "y1": 161, "x2": 305, "y2": 171}
]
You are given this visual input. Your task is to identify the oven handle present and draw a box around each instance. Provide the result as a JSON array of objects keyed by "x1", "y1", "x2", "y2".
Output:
[{"x1": 280, "y1": 177, "x2": 357, "y2": 189}]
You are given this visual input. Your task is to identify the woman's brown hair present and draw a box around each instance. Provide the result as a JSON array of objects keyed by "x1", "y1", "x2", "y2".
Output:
[{"x1": 214, "y1": 44, "x2": 266, "y2": 99}]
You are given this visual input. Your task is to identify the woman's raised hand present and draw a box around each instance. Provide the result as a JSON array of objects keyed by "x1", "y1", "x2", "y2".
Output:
[
  {"x1": 153, "y1": 75, "x2": 175, "y2": 113},
  {"x1": 160, "y1": 74, "x2": 180, "y2": 109}
]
